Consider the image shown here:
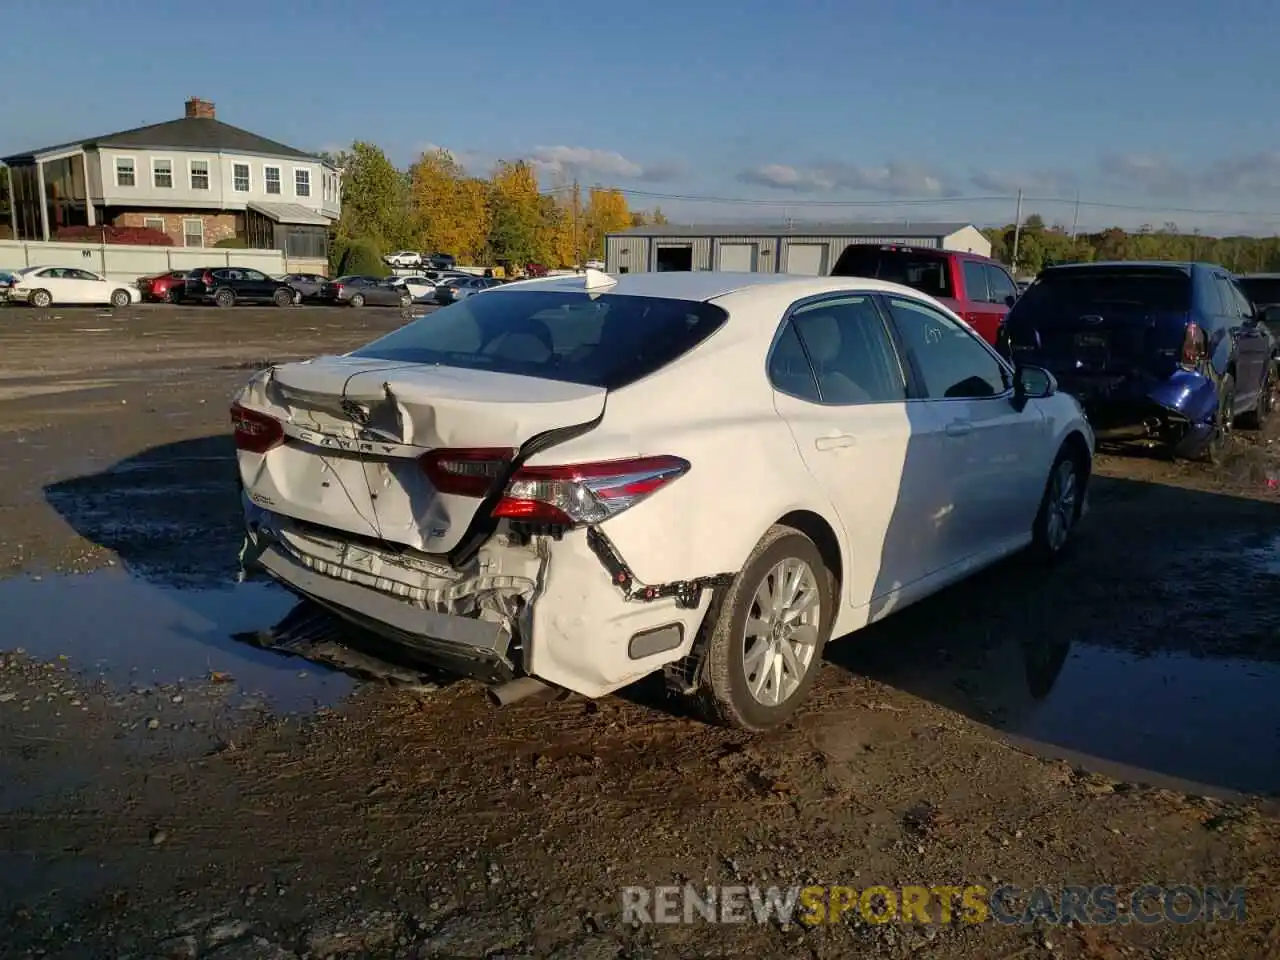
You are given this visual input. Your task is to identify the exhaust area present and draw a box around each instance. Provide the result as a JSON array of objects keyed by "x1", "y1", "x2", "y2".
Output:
[{"x1": 488, "y1": 676, "x2": 556, "y2": 707}]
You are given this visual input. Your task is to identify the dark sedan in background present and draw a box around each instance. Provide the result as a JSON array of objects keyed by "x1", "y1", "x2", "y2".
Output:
[
  {"x1": 178, "y1": 267, "x2": 298, "y2": 308},
  {"x1": 281, "y1": 273, "x2": 329, "y2": 301},
  {"x1": 317, "y1": 275, "x2": 412, "y2": 308}
]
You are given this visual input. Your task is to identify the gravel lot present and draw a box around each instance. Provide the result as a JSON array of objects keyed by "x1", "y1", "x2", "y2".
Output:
[{"x1": 0, "y1": 303, "x2": 1278, "y2": 959}]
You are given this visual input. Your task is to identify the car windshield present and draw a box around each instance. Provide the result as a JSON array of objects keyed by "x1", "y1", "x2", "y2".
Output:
[
  {"x1": 1237, "y1": 277, "x2": 1280, "y2": 308},
  {"x1": 350, "y1": 289, "x2": 729, "y2": 390},
  {"x1": 831, "y1": 247, "x2": 953, "y2": 298},
  {"x1": 1018, "y1": 268, "x2": 1192, "y2": 311}
]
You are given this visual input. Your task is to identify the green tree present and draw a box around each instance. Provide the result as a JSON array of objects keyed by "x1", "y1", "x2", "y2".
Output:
[
  {"x1": 488, "y1": 160, "x2": 541, "y2": 267},
  {"x1": 336, "y1": 238, "x2": 384, "y2": 277},
  {"x1": 332, "y1": 142, "x2": 409, "y2": 251}
]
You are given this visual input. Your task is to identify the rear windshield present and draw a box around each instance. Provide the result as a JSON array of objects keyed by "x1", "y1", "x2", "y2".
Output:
[
  {"x1": 1237, "y1": 277, "x2": 1280, "y2": 308},
  {"x1": 350, "y1": 289, "x2": 729, "y2": 389},
  {"x1": 1018, "y1": 268, "x2": 1192, "y2": 311},
  {"x1": 831, "y1": 247, "x2": 953, "y2": 298}
]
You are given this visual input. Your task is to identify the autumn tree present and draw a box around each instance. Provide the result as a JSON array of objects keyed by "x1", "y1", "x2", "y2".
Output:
[
  {"x1": 408, "y1": 149, "x2": 490, "y2": 263},
  {"x1": 582, "y1": 187, "x2": 631, "y2": 260},
  {"x1": 488, "y1": 160, "x2": 542, "y2": 267}
]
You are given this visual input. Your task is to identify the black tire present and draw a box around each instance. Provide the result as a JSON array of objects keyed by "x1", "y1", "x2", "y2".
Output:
[
  {"x1": 1237, "y1": 363, "x2": 1273, "y2": 430},
  {"x1": 213, "y1": 288, "x2": 236, "y2": 309},
  {"x1": 30, "y1": 289, "x2": 52, "y2": 308},
  {"x1": 273, "y1": 287, "x2": 294, "y2": 308},
  {"x1": 109, "y1": 289, "x2": 130, "y2": 308},
  {"x1": 1198, "y1": 374, "x2": 1235, "y2": 465},
  {"x1": 166, "y1": 288, "x2": 180, "y2": 304},
  {"x1": 692, "y1": 525, "x2": 835, "y2": 731},
  {"x1": 349, "y1": 293, "x2": 365, "y2": 308},
  {"x1": 1031, "y1": 442, "x2": 1086, "y2": 562}
]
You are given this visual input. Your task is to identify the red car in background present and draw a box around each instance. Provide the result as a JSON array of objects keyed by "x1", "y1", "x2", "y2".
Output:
[
  {"x1": 136, "y1": 270, "x2": 190, "y2": 303},
  {"x1": 830, "y1": 244, "x2": 1018, "y2": 346}
]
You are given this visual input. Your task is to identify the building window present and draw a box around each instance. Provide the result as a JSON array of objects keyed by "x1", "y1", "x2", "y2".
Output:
[
  {"x1": 183, "y1": 218, "x2": 204, "y2": 248},
  {"x1": 233, "y1": 163, "x2": 250, "y2": 192},
  {"x1": 143, "y1": 216, "x2": 166, "y2": 233},
  {"x1": 190, "y1": 160, "x2": 210, "y2": 190},
  {"x1": 151, "y1": 158, "x2": 173, "y2": 189},
  {"x1": 115, "y1": 157, "x2": 136, "y2": 187},
  {"x1": 264, "y1": 166, "x2": 281, "y2": 195},
  {"x1": 294, "y1": 168, "x2": 311, "y2": 198}
]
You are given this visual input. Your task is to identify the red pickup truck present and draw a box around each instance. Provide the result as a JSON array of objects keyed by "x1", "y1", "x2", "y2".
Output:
[{"x1": 830, "y1": 243, "x2": 1018, "y2": 346}]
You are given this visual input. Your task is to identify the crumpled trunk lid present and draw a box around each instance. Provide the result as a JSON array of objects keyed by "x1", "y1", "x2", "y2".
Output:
[{"x1": 236, "y1": 355, "x2": 606, "y2": 555}]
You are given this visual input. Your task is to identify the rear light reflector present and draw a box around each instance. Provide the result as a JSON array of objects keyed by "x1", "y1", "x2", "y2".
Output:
[
  {"x1": 420, "y1": 447, "x2": 515, "y2": 497},
  {"x1": 230, "y1": 402, "x2": 284, "y2": 454},
  {"x1": 1180, "y1": 321, "x2": 1206, "y2": 370},
  {"x1": 492, "y1": 455, "x2": 690, "y2": 526}
]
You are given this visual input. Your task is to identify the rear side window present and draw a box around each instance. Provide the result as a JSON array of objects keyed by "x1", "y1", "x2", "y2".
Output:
[
  {"x1": 789, "y1": 297, "x2": 907, "y2": 404},
  {"x1": 767, "y1": 321, "x2": 821, "y2": 402},
  {"x1": 1016, "y1": 269, "x2": 1192, "y2": 312},
  {"x1": 1238, "y1": 277, "x2": 1280, "y2": 308},
  {"x1": 831, "y1": 246, "x2": 953, "y2": 298},
  {"x1": 961, "y1": 261, "x2": 990, "y2": 302},
  {"x1": 351, "y1": 289, "x2": 728, "y2": 390},
  {"x1": 985, "y1": 265, "x2": 1017, "y2": 304}
]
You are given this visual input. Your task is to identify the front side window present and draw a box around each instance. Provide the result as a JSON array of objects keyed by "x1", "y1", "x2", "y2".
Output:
[
  {"x1": 352, "y1": 290, "x2": 728, "y2": 390},
  {"x1": 233, "y1": 163, "x2": 250, "y2": 192},
  {"x1": 886, "y1": 296, "x2": 1008, "y2": 399},
  {"x1": 242, "y1": 269, "x2": 268, "y2": 282},
  {"x1": 788, "y1": 296, "x2": 907, "y2": 404},
  {"x1": 264, "y1": 166, "x2": 281, "y2": 195},
  {"x1": 115, "y1": 157, "x2": 135, "y2": 187},
  {"x1": 190, "y1": 160, "x2": 210, "y2": 190},
  {"x1": 986, "y1": 265, "x2": 1017, "y2": 305},
  {"x1": 962, "y1": 261, "x2": 990, "y2": 302},
  {"x1": 152, "y1": 159, "x2": 173, "y2": 188},
  {"x1": 294, "y1": 169, "x2": 311, "y2": 197}
]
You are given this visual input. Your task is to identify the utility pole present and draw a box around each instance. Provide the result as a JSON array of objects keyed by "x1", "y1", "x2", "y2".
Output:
[
  {"x1": 570, "y1": 178, "x2": 581, "y2": 268},
  {"x1": 1011, "y1": 189, "x2": 1024, "y2": 271},
  {"x1": 1070, "y1": 190, "x2": 1080, "y2": 240}
]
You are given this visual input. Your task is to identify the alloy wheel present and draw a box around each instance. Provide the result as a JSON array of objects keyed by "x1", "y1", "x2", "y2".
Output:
[
  {"x1": 1043, "y1": 458, "x2": 1078, "y2": 553},
  {"x1": 741, "y1": 557, "x2": 822, "y2": 707}
]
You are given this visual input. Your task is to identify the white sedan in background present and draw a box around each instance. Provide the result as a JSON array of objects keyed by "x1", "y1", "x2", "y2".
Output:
[
  {"x1": 386, "y1": 275, "x2": 437, "y2": 301},
  {"x1": 233, "y1": 270, "x2": 1093, "y2": 731},
  {"x1": 9, "y1": 266, "x2": 141, "y2": 307},
  {"x1": 384, "y1": 251, "x2": 423, "y2": 268}
]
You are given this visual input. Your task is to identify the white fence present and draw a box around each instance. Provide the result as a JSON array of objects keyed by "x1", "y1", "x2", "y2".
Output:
[{"x1": 0, "y1": 240, "x2": 285, "y2": 282}]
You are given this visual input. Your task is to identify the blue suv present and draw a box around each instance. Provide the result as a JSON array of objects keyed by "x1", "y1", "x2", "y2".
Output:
[{"x1": 999, "y1": 261, "x2": 1273, "y2": 462}]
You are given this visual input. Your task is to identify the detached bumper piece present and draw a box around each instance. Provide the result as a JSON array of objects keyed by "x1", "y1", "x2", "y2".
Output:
[{"x1": 257, "y1": 545, "x2": 518, "y2": 685}]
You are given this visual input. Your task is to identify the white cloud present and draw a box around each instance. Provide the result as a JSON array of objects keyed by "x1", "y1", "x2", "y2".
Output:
[
  {"x1": 1098, "y1": 153, "x2": 1192, "y2": 197},
  {"x1": 970, "y1": 168, "x2": 1078, "y2": 195},
  {"x1": 1203, "y1": 152, "x2": 1280, "y2": 195},
  {"x1": 736, "y1": 161, "x2": 954, "y2": 198},
  {"x1": 528, "y1": 145, "x2": 680, "y2": 182}
]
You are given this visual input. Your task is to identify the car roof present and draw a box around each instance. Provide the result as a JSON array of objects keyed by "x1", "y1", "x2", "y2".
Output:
[
  {"x1": 1040, "y1": 260, "x2": 1198, "y2": 274},
  {"x1": 486, "y1": 270, "x2": 936, "y2": 303}
]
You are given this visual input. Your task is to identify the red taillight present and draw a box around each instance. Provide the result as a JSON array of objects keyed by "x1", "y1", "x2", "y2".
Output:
[
  {"x1": 420, "y1": 447, "x2": 515, "y2": 497},
  {"x1": 333, "y1": 283, "x2": 344, "y2": 295},
  {"x1": 491, "y1": 455, "x2": 690, "y2": 526},
  {"x1": 1180, "y1": 321, "x2": 1206, "y2": 370},
  {"x1": 230, "y1": 402, "x2": 284, "y2": 454}
]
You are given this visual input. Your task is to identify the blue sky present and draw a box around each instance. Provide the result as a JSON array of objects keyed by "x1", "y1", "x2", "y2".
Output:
[{"x1": 6, "y1": 0, "x2": 1280, "y2": 232}]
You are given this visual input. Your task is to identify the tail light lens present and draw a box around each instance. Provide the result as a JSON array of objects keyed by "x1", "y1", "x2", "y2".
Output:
[
  {"x1": 420, "y1": 448, "x2": 515, "y2": 497},
  {"x1": 492, "y1": 455, "x2": 690, "y2": 525},
  {"x1": 231, "y1": 402, "x2": 284, "y2": 454},
  {"x1": 333, "y1": 283, "x2": 344, "y2": 296},
  {"x1": 1180, "y1": 322, "x2": 1206, "y2": 370}
]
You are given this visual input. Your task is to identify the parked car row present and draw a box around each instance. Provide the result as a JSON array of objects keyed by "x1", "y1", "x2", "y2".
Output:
[{"x1": 384, "y1": 250, "x2": 457, "y2": 270}]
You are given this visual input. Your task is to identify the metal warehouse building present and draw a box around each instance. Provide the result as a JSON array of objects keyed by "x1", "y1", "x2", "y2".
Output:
[{"x1": 604, "y1": 221, "x2": 991, "y2": 275}]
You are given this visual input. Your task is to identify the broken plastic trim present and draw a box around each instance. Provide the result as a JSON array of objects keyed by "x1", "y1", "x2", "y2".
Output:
[{"x1": 586, "y1": 526, "x2": 734, "y2": 610}]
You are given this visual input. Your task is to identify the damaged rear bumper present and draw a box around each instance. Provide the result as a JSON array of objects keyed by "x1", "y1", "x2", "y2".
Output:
[
  {"x1": 1056, "y1": 369, "x2": 1218, "y2": 452},
  {"x1": 238, "y1": 499, "x2": 714, "y2": 698}
]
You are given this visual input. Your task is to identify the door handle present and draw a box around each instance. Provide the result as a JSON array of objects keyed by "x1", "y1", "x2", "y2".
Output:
[
  {"x1": 945, "y1": 420, "x2": 973, "y2": 438},
  {"x1": 815, "y1": 434, "x2": 856, "y2": 450}
]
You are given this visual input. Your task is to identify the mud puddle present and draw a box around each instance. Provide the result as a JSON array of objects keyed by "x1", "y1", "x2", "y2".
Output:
[
  {"x1": 844, "y1": 629, "x2": 1279, "y2": 797},
  {"x1": 0, "y1": 569, "x2": 353, "y2": 713}
]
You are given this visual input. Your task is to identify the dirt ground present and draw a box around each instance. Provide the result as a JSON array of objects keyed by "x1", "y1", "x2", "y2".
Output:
[{"x1": 1, "y1": 303, "x2": 1278, "y2": 960}]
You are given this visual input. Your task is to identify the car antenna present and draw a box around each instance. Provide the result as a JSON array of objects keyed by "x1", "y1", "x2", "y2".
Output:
[{"x1": 583, "y1": 267, "x2": 616, "y2": 291}]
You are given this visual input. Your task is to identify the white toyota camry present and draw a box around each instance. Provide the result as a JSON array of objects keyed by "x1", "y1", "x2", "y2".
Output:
[{"x1": 233, "y1": 270, "x2": 1093, "y2": 730}]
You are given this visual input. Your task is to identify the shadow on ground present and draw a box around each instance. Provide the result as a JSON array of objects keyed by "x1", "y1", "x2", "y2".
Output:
[{"x1": 825, "y1": 473, "x2": 1280, "y2": 797}]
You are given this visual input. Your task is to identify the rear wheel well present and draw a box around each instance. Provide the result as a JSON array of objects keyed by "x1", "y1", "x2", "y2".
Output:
[{"x1": 776, "y1": 510, "x2": 842, "y2": 596}]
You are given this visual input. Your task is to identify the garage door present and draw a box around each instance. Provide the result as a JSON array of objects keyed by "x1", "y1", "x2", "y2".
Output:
[
  {"x1": 785, "y1": 243, "x2": 826, "y2": 275},
  {"x1": 718, "y1": 243, "x2": 756, "y2": 272}
]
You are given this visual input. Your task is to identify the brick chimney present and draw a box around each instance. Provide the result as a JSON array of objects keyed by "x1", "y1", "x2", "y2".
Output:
[{"x1": 184, "y1": 97, "x2": 216, "y2": 120}]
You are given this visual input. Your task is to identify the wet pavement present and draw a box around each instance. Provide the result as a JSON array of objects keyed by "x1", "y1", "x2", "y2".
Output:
[{"x1": 0, "y1": 570, "x2": 352, "y2": 714}]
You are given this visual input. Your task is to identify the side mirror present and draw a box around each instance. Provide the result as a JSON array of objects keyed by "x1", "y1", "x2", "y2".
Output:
[
  {"x1": 1012, "y1": 364, "x2": 1056, "y2": 411},
  {"x1": 1260, "y1": 305, "x2": 1280, "y2": 326},
  {"x1": 1004, "y1": 294, "x2": 1016, "y2": 308}
]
